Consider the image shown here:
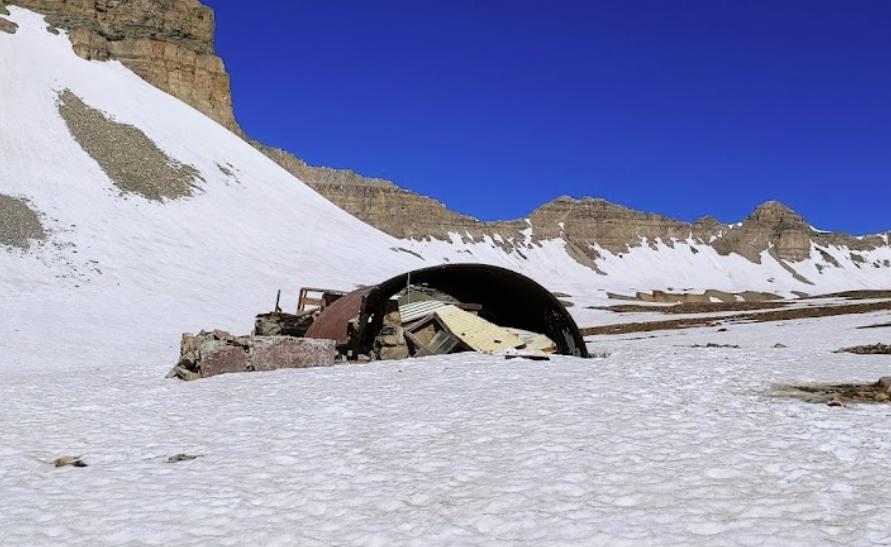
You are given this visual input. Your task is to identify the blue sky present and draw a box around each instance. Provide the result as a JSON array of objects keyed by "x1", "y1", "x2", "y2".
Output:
[{"x1": 204, "y1": 1, "x2": 891, "y2": 234}]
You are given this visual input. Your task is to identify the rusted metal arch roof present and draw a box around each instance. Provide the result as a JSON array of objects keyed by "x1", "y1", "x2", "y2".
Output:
[{"x1": 308, "y1": 263, "x2": 588, "y2": 358}]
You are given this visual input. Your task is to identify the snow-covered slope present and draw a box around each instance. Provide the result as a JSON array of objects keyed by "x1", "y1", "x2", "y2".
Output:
[
  {"x1": 399, "y1": 231, "x2": 891, "y2": 300},
  {"x1": 0, "y1": 7, "x2": 423, "y2": 371}
]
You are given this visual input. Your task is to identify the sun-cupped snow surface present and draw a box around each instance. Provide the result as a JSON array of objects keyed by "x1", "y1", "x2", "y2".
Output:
[
  {"x1": 3, "y1": 312, "x2": 891, "y2": 546},
  {"x1": 0, "y1": 7, "x2": 424, "y2": 369}
]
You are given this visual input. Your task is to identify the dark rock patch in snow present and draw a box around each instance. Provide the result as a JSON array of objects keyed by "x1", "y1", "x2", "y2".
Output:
[
  {"x1": 57, "y1": 89, "x2": 201, "y2": 201},
  {"x1": 857, "y1": 322, "x2": 891, "y2": 330},
  {"x1": 390, "y1": 247, "x2": 424, "y2": 260},
  {"x1": 835, "y1": 343, "x2": 891, "y2": 355},
  {"x1": 0, "y1": 193, "x2": 46, "y2": 249},
  {"x1": 0, "y1": 16, "x2": 16, "y2": 33}
]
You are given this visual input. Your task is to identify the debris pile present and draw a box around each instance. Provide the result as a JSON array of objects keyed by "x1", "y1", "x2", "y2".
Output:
[
  {"x1": 167, "y1": 264, "x2": 589, "y2": 380},
  {"x1": 775, "y1": 376, "x2": 891, "y2": 405},
  {"x1": 382, "y1": 294, "x2": 557, "y2": 360},
  {"x1": 304, "y1": 264, "x2": 589, "y2": 360}
]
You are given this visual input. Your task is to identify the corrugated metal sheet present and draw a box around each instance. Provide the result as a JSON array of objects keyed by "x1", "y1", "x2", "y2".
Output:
[
  {"x1": 399, "y1": 300, "x2": 449, "y2": 323},
  {"x1": 504, "y1": 327, "x2": 557, "y2": 353},
  {"x1": 434, "y1": 305, "x2": 524, "y2": 352}
]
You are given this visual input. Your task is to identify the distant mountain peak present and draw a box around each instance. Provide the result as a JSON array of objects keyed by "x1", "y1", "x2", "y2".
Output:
[{"x1": 747, "y1": 201, "x2": 806, "y2": 227}]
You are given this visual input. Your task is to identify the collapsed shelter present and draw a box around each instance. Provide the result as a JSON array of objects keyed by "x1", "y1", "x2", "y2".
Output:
[
  {"x1": 305, "y1": 264, "x2": 589, "y2": 359},
  {"x1": 170, "y1": 264, "x2": 588, "y2": 381}
]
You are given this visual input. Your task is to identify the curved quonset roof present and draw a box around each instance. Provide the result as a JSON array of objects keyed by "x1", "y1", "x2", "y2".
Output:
[{"x1": 308, "y1": 263, "x2": 589, "y2": 358}]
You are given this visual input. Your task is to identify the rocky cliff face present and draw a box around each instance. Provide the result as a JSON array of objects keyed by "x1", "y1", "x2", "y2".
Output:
[
  {"x1": 8, "y1": 0, "x2": 238, "y2": 132},
  {"x1": 269, "y1": 150, "x2": 890, "y2": 274},
  {"x1": 256, "y1": 143, "x2": 520, "y2": 242}
]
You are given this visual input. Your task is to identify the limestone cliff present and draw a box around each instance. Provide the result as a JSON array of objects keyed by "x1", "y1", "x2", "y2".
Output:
[{"x1": 8, "y1": 0, "x2": 238, "y2": 132}]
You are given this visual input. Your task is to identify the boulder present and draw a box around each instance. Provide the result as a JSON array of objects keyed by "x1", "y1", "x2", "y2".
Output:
[{"x1": 0, "y1": 16, "x2": 16, "y2": 34}]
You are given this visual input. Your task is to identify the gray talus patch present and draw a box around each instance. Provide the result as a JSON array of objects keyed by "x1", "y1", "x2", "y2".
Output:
[
  {"x1": 57, "y1": 89, "x2": 201, "y2": 201},
  {"x1": 0, "y1": 193, "x2": 46, "y2": 249}
]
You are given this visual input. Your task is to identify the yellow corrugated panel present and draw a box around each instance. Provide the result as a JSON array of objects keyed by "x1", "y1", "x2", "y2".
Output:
[
  {"x1": 504, "y1": 328, "x2": 557, "y2": 353},
  {"x1": 434, "y1": 305, "x2": 524, "y2": 352}
]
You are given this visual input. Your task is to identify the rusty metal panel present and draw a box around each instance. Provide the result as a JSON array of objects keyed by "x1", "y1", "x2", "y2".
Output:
[{"x1": 305, "y1": 288, "x2": 367, "y2": 345}]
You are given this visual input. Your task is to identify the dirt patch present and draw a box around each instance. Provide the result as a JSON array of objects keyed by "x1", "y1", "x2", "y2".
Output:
[
  {"x1": 0, "y1": 194, "x2": 46, "y2": 249},
  {"x1": 835, "y1": 343, "x2": 891, "y2": 355},
  {"x1": 582, "y1": 299, "x2": 891, "y2": 336},
  {"x1": 773, "y1": 377, "x2": 891, "y2": 405},
  {"x1": 583, "y1": 317, "x2": 725, "y2": 336},
  {"x1": 815, "y1": 290, "x2": 891, "y2": 300},
  {"x1": 57, "y1": 90, "x2": 201, "y2": 201}
]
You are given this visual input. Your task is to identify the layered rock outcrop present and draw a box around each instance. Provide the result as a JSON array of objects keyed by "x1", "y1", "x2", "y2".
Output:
[
  {"x1": 272, "y1": 152, "x2": 890, "y2": 272},
  {"x1": 256, "y1": 143, "x2": 497, "y2": 241},
  {"x1": 9, "y1": 0, "x2": 238, "y2": 132},
  {"x1": 0, "y1": 2, "x2": 17, "y2": 33}
]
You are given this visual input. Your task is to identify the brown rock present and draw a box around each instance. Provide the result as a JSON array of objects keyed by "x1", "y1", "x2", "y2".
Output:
[
  {"x1": 54, "y1": 456, "x2": 87, "y2": 468},
  {"x1": 251, "y1": 337, "x2": 336, "y2": 371},
  {"x1": 0, "y1": 15, "x2": 16, "y2": 33},
  {"x1": 199, "y1": 344, "x2": 250, "y2": 377},
  {"x1": 168, "y1": 331, "x2": 335, "y2": 380},
  {"x1": 166, "y1": 453, "x2": 200, "y2": 463},
  {"x1": 378, "y1": 345, "x2": 410, "y2": 360}
]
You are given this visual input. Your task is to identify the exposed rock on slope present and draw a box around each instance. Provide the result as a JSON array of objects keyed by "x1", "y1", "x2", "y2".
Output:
[
  {"x1": 0, "y1": 2, "x2": 16, "y2": 33},
  {"x1": 9, "y1": 0, "x2": 237, "y2": 132},
  {"x1": 0, "y1": 193, "x2": 45, "y2": 249},
  {"x1": 256, "y1": 143, "x2": 518, "y2": 242},
  {"x1": 57, "y1": 89, "x2": 202, "y2": 200}
]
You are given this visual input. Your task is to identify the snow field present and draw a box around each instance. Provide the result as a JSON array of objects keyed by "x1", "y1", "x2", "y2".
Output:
[{"x1": 3, "y1": 313, "x2": 891, "y2": 545}]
